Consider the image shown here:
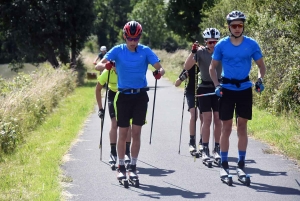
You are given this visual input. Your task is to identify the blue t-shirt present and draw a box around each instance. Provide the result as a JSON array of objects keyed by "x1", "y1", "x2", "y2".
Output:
[
  {"x1": 104, "y1": 44, "x2": 160, "y2": 89},
  {"x1": 212, "y1": 36, "x2": 263, "y2": 90}
]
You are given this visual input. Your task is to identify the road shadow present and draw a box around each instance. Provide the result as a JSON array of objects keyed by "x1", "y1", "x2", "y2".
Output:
[
  {"x1": 137, "y1": 167, "x2": 175, "y2": 177},
  {"x1": 137, "y1": 183, "x2": 209, "y2": 199},
  {"x1": 249, "y1": 182, "x2": 300, "y2": 196}
]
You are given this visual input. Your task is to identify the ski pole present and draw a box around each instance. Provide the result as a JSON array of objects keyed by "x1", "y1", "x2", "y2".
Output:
[
  {"x1": 195, "y1": 92, "x2": 216, "y2": 97},
  {"x1": 99, "y1": 69, "x2": 111, "y2": 161},
  {"x1": 149, "y1": 79, "x2": 158, "y2": 144},
  {"x1": 178, "y1": 80, "x2": 187, "y2": 154}
]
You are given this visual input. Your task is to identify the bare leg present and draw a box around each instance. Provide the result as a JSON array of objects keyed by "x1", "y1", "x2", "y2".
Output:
[
  {"x1": 131, "y1": 124, "x2": 142, "y2": 158},
  {"x1": 237, "y1": 117, "x2": 248, "y2": 151}
]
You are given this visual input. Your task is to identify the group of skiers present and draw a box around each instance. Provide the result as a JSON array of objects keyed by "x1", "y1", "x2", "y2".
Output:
[{"x1": 94, "y1": 10, "x2": 266, "y2": 186}]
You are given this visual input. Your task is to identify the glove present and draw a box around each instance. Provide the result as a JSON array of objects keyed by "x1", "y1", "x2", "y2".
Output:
[
  {"x1": 179, "y1": 70, "x2": 188, "y2": 81},
  {"x1": 215, "y1": 85, "x2": 222, "y2": 97},
  {"x1": 98, "y1": 108, "x2": 104, "y2": 119},
  {"x1": 105, "y1": 61, "x2": 115, "y2": 70},
  {"x1": 255, "y1": 78, "x2": 264, "y2": 92},
  {"x1": 153, "y1": 70, "x2": 161, "y2": 80},
  {"x1": 191, "y1": 41, "x2": 199, "y2": 53}
]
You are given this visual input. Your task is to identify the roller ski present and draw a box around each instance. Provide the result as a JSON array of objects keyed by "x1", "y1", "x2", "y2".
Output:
[
  {"x1": 117, "y1": 165, "x2": 129, "y2": 188},
  {"x1": 109, "y1": 154, "x2": 117, "y2": 170},
  {"x1": 189, "y1": 143, "x2": 200, "y2": 158},
  {"x1": 212, "y1": 145, "x2": 221, "y2": 167},
  {"x1": 128, "y1": 165, "x2": 139, "y2": 188},
  {"x1": 236, "y1": 161, "x2": 251, "y2": 186},
  {"x1": 220, "y1": 165, "x2": 233, "y2": 186},
  {"x1": 125, "y1": 154, "x2": 131, "y2": 170},
  {"x1": 202, "y1": 146, "x2": 212, "y2": 168}
]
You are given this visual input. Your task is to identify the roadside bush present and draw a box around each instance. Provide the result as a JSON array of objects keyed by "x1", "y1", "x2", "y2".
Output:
[{"x1": 0, "y1": 66, "x2": 77, "y2": 156}]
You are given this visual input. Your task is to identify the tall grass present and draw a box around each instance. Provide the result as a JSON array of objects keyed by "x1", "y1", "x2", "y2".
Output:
[{"x1": 0, "y1": 66, "x2": 77, "y2": 157}]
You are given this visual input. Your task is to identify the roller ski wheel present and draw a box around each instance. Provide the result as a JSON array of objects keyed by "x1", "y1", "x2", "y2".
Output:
[
  {"x1": 220, "y1": 168, "x2": 233, "y2": 186},
  {"x1": 109, "y1": 154, "x2": 117, "y2": 171},
  {"x1": 117, "y1": 166, "x2": 129, "y2": 188},
  {"x1": 189, "y1": 144, "x2": 200, "y2": 158},
  {"x1": 125, "y1": 154, "x2": 131, "y2": 170},
  {"x1": 237, "y1": 167, "x2": 251, "y2": 186}
]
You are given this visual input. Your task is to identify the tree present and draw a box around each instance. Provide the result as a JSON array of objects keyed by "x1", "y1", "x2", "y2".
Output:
[
  {"x1": 129, "y1": 0, "x2": 167, "y2": 48},
  {"x1": 0, "y1": 0, "x2": 95, "y2": 68},
  {"x1": 165, "y1": 0, "x2": 215, "y2": 42}
]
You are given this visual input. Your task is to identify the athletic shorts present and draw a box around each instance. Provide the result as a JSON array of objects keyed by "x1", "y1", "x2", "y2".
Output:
[
  {"x1": 218, "y1": 87, "x2": 252, "y2": 121},
  {"x1": 186, "y1": 91, "x2": 199, "y2": 111},
  {"x1": 107, "y1": 90, "x2": 116, "y2": 118},
  {"x1": 197, "y1": 87, "x2": 219, "y2": 113},
  {"x1": 114, "y1": 92, "x2": 149, "y2": 127}
]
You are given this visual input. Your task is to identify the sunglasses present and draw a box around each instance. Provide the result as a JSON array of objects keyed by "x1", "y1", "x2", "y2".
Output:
[
  {"x1": 230, "y1": 24, "x2": 244, "y2": 29},
  {"x1": 126, "y1": 37, "x2": 140, "y2": 42},
  {"x1": 206, "y1": 41, "x2": 218, "y2": 45}
]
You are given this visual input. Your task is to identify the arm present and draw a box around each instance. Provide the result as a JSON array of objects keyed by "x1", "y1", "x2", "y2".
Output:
[
  {"x1": 93, "y1": 56, "x2": 100, "y2": 64},
  {"x1": 209, "y1": 59, "x2": 221, "y2": 87},
  {"x1": 255, "y1": 58, "x2": 266, "y2": 79},
  {"x1": 95, "y1": 82, "x2": 103, "y2": 109},
  {"x1": 174, "y1": 78, "x2": 182, "y2": 87},
  {"x1": 153, "y1": 62, "x2": 165, "y2": 76},
  {"x1": 95, "y1": 58, "x2": 108, "y2": 72},
  {"x1": 184, "y1": 53, "x2": 196, "y2": 70}
]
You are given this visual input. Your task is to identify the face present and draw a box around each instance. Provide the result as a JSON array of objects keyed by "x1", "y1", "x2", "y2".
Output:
[
  {"x1": 229, "y1": 20, "x2": 244, "y2": 37},
  {"x1": 205, "y1": 39, "x2": 218, "y2": 50},
  {"x1": 125, "y1": 35, "x2": 140, "y2": 51}
]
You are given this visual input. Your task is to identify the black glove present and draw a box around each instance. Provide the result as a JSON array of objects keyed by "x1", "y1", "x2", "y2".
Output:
[
  {"x1": 98, "y1": 109, "x2": 104, "y2": 119},
  {"x1": 179, "y1": 70, "x2": 188, "y2": 81}
]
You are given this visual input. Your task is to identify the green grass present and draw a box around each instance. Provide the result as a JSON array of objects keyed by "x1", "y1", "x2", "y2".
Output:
[
  {"x1": 249, "y1": 108, "x2": 300, "y2": 163},
  {"x1": 0, "y1": 80, "x2": 97, "y2": 201}
]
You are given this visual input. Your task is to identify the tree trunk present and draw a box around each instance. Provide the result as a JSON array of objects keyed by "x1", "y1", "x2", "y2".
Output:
[{"x1": 44, "y1": 44, "x2": 59, "y2": 68}]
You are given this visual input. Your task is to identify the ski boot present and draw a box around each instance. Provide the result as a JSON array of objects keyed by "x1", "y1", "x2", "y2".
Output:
[
  {"x1": 109, "y1": 154, "x2": 117, "y2": 170},
  {"x1": 212, "y1": 145, "x2": 221, "y2": 167},
  {"x1": 220, "y1": 162, "x2": 233, "y2": 186},
  {"x1": 202, "y1": 146, "x2": 212, "y2": 168},
  {"x1": 128, "y1": 164, "x2": 139, "y2": 188},
  {"x1": 198, "y1": 141, "x2": 203, "y2": 157},
  {"x1": 125, "y1": 154, "x2": 131, "y2": 170},
  {"x1": 189, "y1": 143, "x2": 200, "y2": 158},
  {"x1": 117, "y1": 165, "x2": 128, "y2": 188},
  {"x1": 236, "y1": 161, "x2": 251, "y2": 186}
]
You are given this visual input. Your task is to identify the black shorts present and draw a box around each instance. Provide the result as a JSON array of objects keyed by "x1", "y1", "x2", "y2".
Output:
[
  {"x1": 186, "y1": 91, "x2": 199, "y2": 111},
  {"x1": 108, "y1": 90, "x2": 116, "y2": 118},
  {"x1": 219, "y1": 87, "x2": 252, "y2": 121},
  {"x1": 114, "y1": 92, "x2": 149, "y2": 127},
  {"x1": 197, "y1": 87, "x2": 219, "y2": 113}
]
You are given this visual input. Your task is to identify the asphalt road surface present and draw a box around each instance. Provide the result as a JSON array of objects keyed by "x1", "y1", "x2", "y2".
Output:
[{"x1": 62, "y1": 70, "x2": 300, "y2": 201}]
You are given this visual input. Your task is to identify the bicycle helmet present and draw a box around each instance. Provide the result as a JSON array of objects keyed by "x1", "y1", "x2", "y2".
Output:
[
  {"x1": 226, "y1": 10, "x2": 246, "y2": 24},
  {"x1": 100, "y1": 46, "x2": 107, "y2": 51},
  {"x1": 123, "y1": 21, "x2": 143, "y2": 38},
  {"x1": 202, "y1": 28, "x2": 221, "y2": 39}
]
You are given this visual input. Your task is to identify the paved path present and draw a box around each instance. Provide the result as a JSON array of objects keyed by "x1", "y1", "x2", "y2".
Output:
[{"x1": 62, "y1": 70, "x2": 300, "y2": 201}]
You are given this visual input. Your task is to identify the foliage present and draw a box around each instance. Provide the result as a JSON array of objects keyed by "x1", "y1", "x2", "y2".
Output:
[
  {"x1": 165, "y1": 0, "x2": 216, "y2": 42},
  {"x1": 0, "y1": 67, "x2": 77, "y2": 156},
  {"x1": 0, "y1": 0, "x2": 95, "y2": 68}
]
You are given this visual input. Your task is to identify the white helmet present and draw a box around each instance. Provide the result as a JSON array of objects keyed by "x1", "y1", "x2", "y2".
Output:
[
  {"x1": 202, "y1": 28, "x2": 221, "y2": 39},
  {"x1": 100, "y1": 46, "x2": 107, "y2": 51}
]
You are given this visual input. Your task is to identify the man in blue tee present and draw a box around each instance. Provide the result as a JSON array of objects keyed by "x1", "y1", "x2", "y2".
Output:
[
  {"x1": 209, "y1": 11, "x2": 266, "y2": 181},
  {"x1": 97, "y1": 21, "x2": 165, "y2": 180}
]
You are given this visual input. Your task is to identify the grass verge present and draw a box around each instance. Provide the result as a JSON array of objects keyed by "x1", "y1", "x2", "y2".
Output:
[{"x1": 0, "y1": 80, "x2": 97, "y2": 201}]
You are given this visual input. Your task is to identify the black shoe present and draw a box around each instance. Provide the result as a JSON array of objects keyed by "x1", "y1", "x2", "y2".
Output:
[
  {"x1": 117, "y1": 165, "x2": 126, "y2": 180},
  {"x1": 237, "y1": 160, "x2": 245, "y2": 169}
]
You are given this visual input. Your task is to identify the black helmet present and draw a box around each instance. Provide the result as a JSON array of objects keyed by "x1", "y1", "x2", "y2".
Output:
[{"x1": 226, "y1": 10, "x2": 246, "y2": 24}]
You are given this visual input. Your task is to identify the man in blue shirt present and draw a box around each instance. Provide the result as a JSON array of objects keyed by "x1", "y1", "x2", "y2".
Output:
[
  {"x1": 209, "y1": 11, "x2": 266, "y2": 180},
  {"x1": 97, "y1": 21, "x2": 165, "y2": 180}
]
